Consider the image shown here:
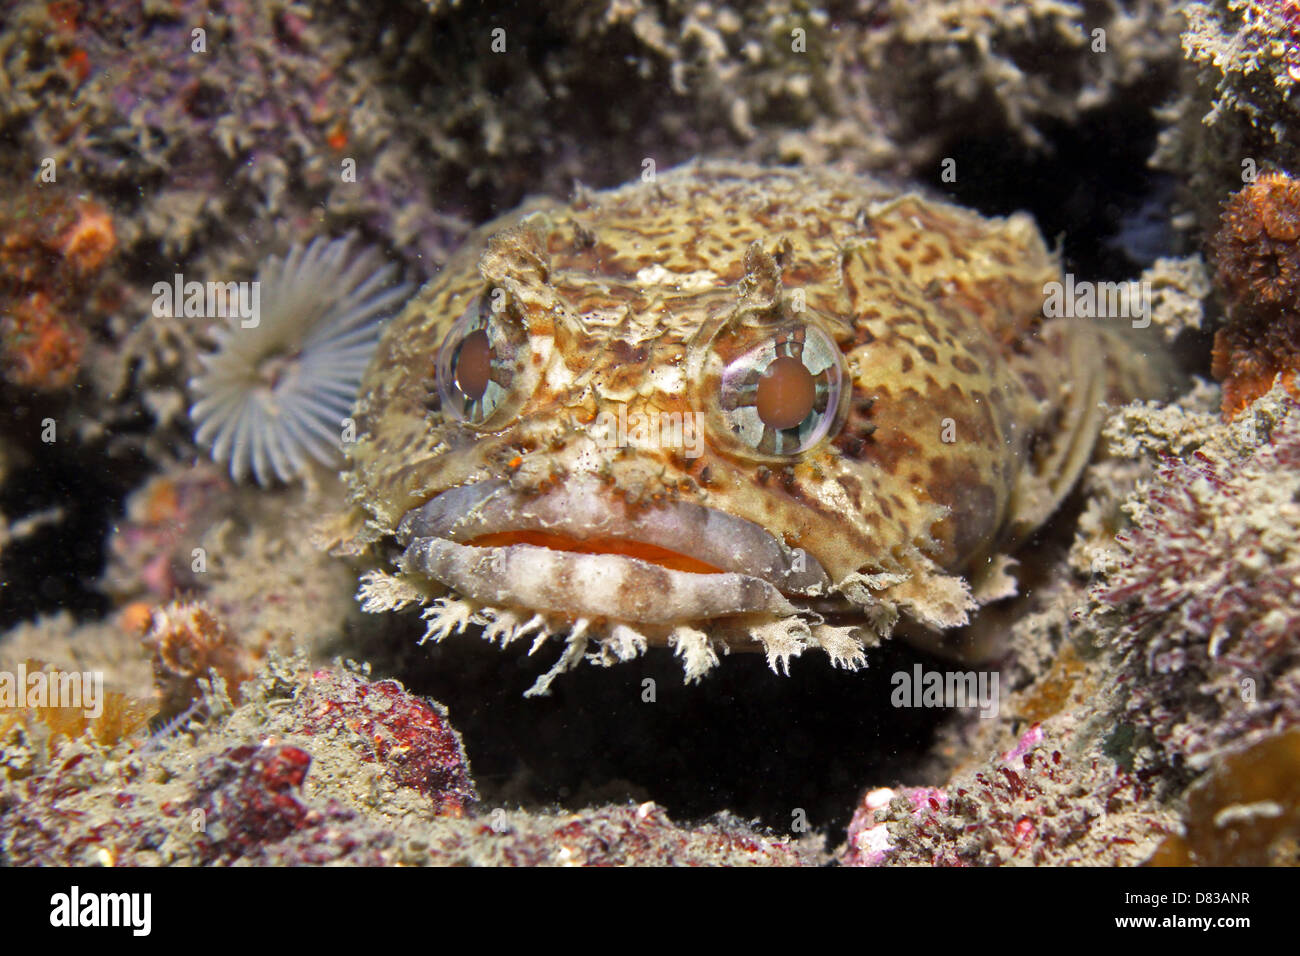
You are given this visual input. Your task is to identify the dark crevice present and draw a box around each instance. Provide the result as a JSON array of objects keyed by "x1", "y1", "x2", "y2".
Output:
[
  {"x1": 0, "y1": 395, "x2": 150, "y2": 630},
  {"x1": 925, "y1": 100, "x2": 1177, "y2": 281},
  {"x1": 369, "y1": 616, "x2": 955, "y2": 836}
]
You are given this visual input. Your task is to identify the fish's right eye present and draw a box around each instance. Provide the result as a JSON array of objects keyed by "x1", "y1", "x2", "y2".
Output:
[{"x1": 436, "y1": 289, "x2": 527, "y2": 426}]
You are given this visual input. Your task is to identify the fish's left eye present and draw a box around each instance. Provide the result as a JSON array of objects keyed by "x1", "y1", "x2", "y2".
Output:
[
  {"x1": 436, "y1": 290, "x2": 526, "y2": 425},
  {"x1": 718, "y1": 324, "x2": 846, "y2": 455}
]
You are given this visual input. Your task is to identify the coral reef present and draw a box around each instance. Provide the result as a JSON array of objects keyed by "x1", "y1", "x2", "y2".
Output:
[
  {"x1": 190, "y1": 742, "x2": 354, "y2": 864},
  {"x1": 1210, "y1": 172, "x2": 1300, "y2": 416},
  {"x1": 0, "y1": 0, "x2": 461, "y2": 477},
  {"x1": 0, "y1": 613, "x2": 155, "y2": 703},
  {"x1": 102, "y1": 464, "x2": 232, "y2": 602},
  {"x1": 2, "y1": 0, "x2": 1180, "y2": 285},
  {"x1": 1154, "y1": 0, "x2": 1300, "y2": 240},
  {"x1": 195, "y1": 499, "x2": 364, "y2": 660},
  {"x1": 144, "y1": 601, "x2": 254, "y2": 721},
  {"x1": 103, "y1": 459, "x2": 364, "y2": 660},
  {"x1": 0, "y1": 660, "x2": 811, "y2": 866},
  {"x1": 0, "y1": 0, "x2": 465, "y2": 269},
  {"x1": 844, "y1": 724, "x2": 1173, "y2": 866},
  {"x1": 0, "y1": 188, "x2": 117, "y2": 389},
  {"x1": 444, "y1": 802, "x2": 809, "y2": 867},
  {"x1": 1142, "y1": 254, "x2": 1212, "y2": 342},
  {"x1": 2, "y1": 0, "x2": 1296, "y2": 869},
  {"x1": 1213, "y1": 172, "x2": 1300, "y2": 312},
  {"x1": 293, "y1": 668, "x2": 477, "y2": 815},
  {"x1": 838, "y1": 370, "x2": 1300, "y2": 867},
  {"x1": 461, "y1": 0, "x2": 1179, "y2": 181},
  {"x1": 849, "y1": 0, "x2": 1179, "y2": 153},
  {"x1": 0, "y1": 660, "x2": 150, "y2": 779},
  {"x1": 1084, "y1": 385, "x2": 1300, "y2": 768}
]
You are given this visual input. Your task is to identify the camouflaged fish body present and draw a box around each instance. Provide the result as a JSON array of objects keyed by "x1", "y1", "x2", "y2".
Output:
[{"x1": 341, "y1": 161, "x2": 1161, "y2": 694}]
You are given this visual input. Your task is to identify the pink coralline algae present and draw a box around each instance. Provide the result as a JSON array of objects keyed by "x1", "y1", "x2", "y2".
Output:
[
  {"x1": 472, "y1": 803, "x2": 807, "y2": 867},
  {"x1": 293, "y1": 669, "x2": 477, "y2": 815},
  {"x1": 191, "y1": 743, "x2": 314, "y2": 863},
  {"x1": 0, "y1": 750, "x2": 167, "y2": 866},
  {"x1": 1084, "y1": 398, "x2": 1300, "y2": 764},
  {"x1": 188, "y1": 742, "x2": 390, "y2": 866},
  {"x1": 844, "y1": 725, "x2": 1168, "y2": 866},
  {"x1": 0, "y1": 661, "x2": 815, "y2": 865}
]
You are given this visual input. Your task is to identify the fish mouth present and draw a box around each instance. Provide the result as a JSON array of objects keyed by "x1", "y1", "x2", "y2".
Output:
[{"x1": 394, "y1": 478, "x2": 831, "y2": 625}]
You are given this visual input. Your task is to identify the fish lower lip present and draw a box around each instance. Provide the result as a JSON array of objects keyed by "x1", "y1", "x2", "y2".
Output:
[
  {"x1": 395, "y1": 478, "x2": 831, "y2": 596},
  {"x1": 398, "y1": 537, "x2": 798, "y2": 624}
]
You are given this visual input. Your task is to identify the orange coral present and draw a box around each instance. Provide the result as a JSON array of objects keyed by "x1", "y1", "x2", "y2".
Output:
[
  {"x1": 0, "y1": 189, "x2": 116, "y2": 390},
  {"x1": 56, "y1": 201, "x2": 115, "y2": 272},
  {"x1": 143, "y1": 601, "x2": 253, "y2": 720},
  {"x1": 139, "y1": 474, "x2": 181, "y2": 524},
  {"x1": 1, "y1": 291, "x2": 86, "y2": 389},
  {"x1": 119, "y1": 601, "x2": 154, "y2": 636},
  {"x1": 1211, "y1": 171, "x2": 1300, "y2": 417},
  {"x1": 1214, "y1": 172, "x2": 1300, "y2": 309},
  {"x1": 1211, "y1": 315, "x2": 1300, "y2": 417}
]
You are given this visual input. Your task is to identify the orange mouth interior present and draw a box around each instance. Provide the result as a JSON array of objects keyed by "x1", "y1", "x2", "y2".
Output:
[{"x1": 465, "y1": 531, "x2": 724, "y2": 575}]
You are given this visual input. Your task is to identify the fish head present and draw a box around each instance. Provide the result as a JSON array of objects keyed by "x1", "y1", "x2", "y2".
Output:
[{"x1": 342, "y1": 163, "x2": 1100, "y2": 689}]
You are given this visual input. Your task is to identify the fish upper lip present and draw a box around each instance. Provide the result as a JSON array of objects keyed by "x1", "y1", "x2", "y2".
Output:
[{"x1": 395, "y1": 478, "x2": 831, "y2": 597}]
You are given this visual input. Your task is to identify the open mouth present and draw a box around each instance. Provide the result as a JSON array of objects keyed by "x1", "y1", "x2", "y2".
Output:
[{"x1": 395, "y1": 478, "x2": 831, "y2": 625}]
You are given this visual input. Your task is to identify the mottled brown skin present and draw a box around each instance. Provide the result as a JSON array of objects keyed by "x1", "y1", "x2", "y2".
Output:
[{"x1": 343, "y1": 162, "x2": 1163, "y2": 676}]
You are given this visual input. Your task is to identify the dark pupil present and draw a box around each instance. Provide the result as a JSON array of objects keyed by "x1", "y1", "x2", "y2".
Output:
[
  {"x1": 454, "y1": 329, "x2": 492, "y2": 401},
  {"x1": 755, "y1": 355, "x2": 816, "y2": 430}
]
